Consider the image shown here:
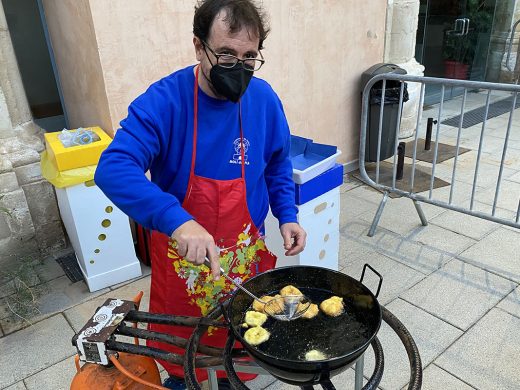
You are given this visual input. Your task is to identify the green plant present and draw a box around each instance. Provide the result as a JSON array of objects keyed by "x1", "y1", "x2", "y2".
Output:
[
  {"x1": 442, "y1": 0, "x2": 494, "y2": 65},
  {"x1": 0, "y1": 196, "x2": 42, "y2": 326},
  {"x1": 2, "y1": 258, "x2": 42, "y2": 325}
]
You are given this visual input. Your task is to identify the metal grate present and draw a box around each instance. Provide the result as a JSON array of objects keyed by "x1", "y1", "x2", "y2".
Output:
[
  {"x1": 442, "y1": 96, "x2": 520, "y2": 128},
  {"x1": 55, "y1": 253, "x2": 84, "y2": 283}
]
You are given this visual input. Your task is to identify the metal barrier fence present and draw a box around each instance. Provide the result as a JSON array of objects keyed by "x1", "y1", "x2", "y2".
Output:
[{"x1": 359, "y1": 73, "x2": 520, "y2": 237}]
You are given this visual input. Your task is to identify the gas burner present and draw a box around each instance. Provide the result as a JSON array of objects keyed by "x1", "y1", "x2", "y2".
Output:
[{"x1": 72, "y1": 297, "x2": 422, "y2": 390}]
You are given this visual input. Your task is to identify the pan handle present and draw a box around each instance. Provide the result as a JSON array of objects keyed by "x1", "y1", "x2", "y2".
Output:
[{"x1": 360, "y1": 264, "x2": 383, "y2": 298}]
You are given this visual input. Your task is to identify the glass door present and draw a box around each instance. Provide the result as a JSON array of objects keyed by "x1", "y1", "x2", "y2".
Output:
[{"x1": 417, "y1": 0, "x2": 498, "y2": 105}]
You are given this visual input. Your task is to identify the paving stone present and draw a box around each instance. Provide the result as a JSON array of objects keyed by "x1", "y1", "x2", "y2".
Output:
[
  {"x1": 341, "y1": 251, "x2": 424, "y2": 306},
  {"x1": 0, "y1": 260, "x2": 40, "y2": 299},
  {"x1": 474, "y1": 179, "x2": 520, "y2": 212},
  {"x1": 401, "y1": 259, "x2": 515, "y2": 330},
  {"x1": 448, "y1": 133, "x2": 520, "y2": 156},
  {"x1": 33, "y1": 254, "x2": 66, "y2": 283},
  {"x1": 345, "y1": 185, "x2": 389, "y2": 204},
  {"x1": 159, "y1": 366, "x2": 169, "y2": 383},
  {"x1": 417, "y1": 179, "x2": 482, "y2": 210},
  {"x1": 0, "y1": 275, "x2": 109, "y2": 335},
  {"x1": 342, "y1": 173, "x2": 364, "y2": 192},
  {"x1": 245, "y1": 373, "x2": 277, "y2": 389},
  {"x1": 358, "y1": 196, "x2": 445, "y2": 237},
  {"x1": 487, "y1": 124, "x2": 520, "y2": 141},
  {"x1": 470, "y1": 200, "x2": 517, "y2": 223},
  {"x1": 24, "y1": 355, "x2": 76, "y2": 390},
  {"x1": 0, "y1": 314, "x2": 75, "y2": 388},
  {"x1": 4, "y1": 381, "x2": 27, "y2": 390},
  {"x1": 497, "y1": 285, "x2": 520, "y2": 318},
  {"x1": 431, "y1": 158, "x2": 518, "y2": 189},
  {"x1": 108, "y1": 266, "x2": 151, "y2": 290},
  {"x1": 340, "y1": 189, "x2": 380, "y2": 229},
  {"x1": 0, "y1": 237, "x2": 39, "y2": 272},
  {"x1": 460, "y1": 227, "x2": 520, "y2": 283},
  {"x1": 508, "y1": 170, "x2": 520, "y2": 183},
  {"x1": 340, "y1": 220, "x2": 404, "y2": 266},
  {"x1": 435, "y1": 308, "x2": 520, "y2": 390},
  {"x1": 362, "y1": 299, "x2": 463, "y2": 390},
  {"x1": 418, "y1": 364, "x2": 474, "y2": 390},
  {"x1": 429, "y1": 207, "x2": 501, "y2": 240},
  {"x1": 477, "y1": 150, "x2": 520, "y2": 169},
  {"x1": 406, "y1": 224, "x2": 477, "y2": 256},
  {"x1": 64, "y1": 275, "x2": 150, "y2": 332},
  {"x1": 263, "y1": 367, "x2": 357, "y2": 390},
  {"x1": 339, "y1": 233, "x2": 385, "y2": 271},
  {"x1": 341, "y1": 219, "x2": 399, "y2": 244},
  {"x1": 376, "y1": 234, "x2": 454, "y2": 275}
]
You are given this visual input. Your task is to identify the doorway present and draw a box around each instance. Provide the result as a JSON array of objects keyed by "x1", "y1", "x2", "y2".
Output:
[
  {"x1": 416, "y1": 0, "x2": 499, "y2": 105},
  {"x1": 2, "y1": 0, "x2": 67, "y2": 131}
]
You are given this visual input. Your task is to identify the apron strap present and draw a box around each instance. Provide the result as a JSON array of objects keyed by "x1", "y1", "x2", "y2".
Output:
[
  {"x1": 238, "y1": 102, "x2": 245, "y2": 179},
  {"x1": 192, "y1": 66, "x2": 200, "y2": 175},
  {"x1": 192, "y1": 65, "x2": 246, "y2": 179}
]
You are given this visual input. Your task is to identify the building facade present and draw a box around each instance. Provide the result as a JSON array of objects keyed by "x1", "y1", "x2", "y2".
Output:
[{"x1": 1, "y1": 0, "x2": 519, "y2": 262}]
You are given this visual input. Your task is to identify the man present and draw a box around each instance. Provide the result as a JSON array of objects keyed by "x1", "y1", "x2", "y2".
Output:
[{"x1": 95, "y1": 0, "x2": 306, "y2": 388}]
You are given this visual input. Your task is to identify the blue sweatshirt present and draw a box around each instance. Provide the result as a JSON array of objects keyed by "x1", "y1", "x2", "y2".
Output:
[{"x1": 95, "y1": 65, "x2": 297, "y2": 237}]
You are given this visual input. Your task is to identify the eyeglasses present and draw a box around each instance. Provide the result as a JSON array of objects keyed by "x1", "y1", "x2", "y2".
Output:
[{"x1": 202, "y1": 41, "x2": 265, "y2": 72}]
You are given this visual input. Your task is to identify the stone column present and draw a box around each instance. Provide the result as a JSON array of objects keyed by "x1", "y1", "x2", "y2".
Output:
[
  {"x1": 496, "y1": 0, "x2": 520, "y2": 82},
  {"x1": 0, "y1": 4, "x2": 31, "y2": 131},
  {"x1": 0, "y1": 2, "x2": 65, "y2": 269},
  {"x1": 385, "y1": 0, "x2": 424, "y2": 139}
]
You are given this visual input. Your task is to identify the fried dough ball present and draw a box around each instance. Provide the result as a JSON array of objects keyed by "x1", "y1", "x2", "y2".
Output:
[
  {"x1": 264, "y1": 295, "x2": 286, "y2": 315},
  {"x1": 300, "y1": 303, "x2": 319, "y2": 319},
  {"x1": 280, "y1": 285, "x2": 303, "y2": 297},
  {"x1": 244, "y1": 311, "x2": 268, "y2": 327},
  {"x1": 319, "y1": 296, "x2": 344, "y2": 317},
  {"x1": 253, "y1": 295, "x2": 284, "y2": 314},
  {"x1": 252, "y1": 296, "x2": 271, "y2": 312},
  {"x1": 244, "y1": 326, "x2": 270, "y2": 346},
  {"x1": 305, "y1": 349, "x2": 327, "y2": 361}
]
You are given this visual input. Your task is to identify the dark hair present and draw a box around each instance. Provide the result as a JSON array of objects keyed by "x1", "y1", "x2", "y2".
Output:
[{"x1": 193, "y1": 0, "x2": 270, "y2": 50}]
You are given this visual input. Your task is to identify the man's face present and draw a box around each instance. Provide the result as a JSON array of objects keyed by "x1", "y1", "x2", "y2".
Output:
[{"x1": 194, "y1": 11, "x2": 260, "y2": 98}]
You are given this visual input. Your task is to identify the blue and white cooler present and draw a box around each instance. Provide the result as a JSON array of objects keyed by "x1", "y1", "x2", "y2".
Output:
[{"x1": 265, "y1": 136, "x2": 342, "y2": 271}]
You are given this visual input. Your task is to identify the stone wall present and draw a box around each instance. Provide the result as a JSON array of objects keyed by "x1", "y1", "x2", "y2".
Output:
[{"x1": 0, "y1": 3, "x2": 65, "y2": 270}]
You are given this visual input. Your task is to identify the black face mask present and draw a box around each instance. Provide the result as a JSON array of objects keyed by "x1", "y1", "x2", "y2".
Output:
[{"x1": 209, "y1": 64, "x2": 253, "y2": 103}]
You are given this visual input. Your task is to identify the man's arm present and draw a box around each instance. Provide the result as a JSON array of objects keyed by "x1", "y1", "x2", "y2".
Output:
[
  {"x1": 95, "y1": 103, "x2": 221, "y2": 278},
  {"x1": 95, "y1": 104, "x2": 192, "y2": 236}
]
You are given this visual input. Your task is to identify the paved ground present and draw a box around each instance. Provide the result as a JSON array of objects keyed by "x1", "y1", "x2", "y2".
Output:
[{"x1": 0, "y1": 90, "x2": 519, "y2": 389}]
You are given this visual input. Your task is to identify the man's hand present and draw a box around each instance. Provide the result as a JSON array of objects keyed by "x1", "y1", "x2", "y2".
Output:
[
  {"x1": 280, "y1": 223, "x2": 307, "y2": 256},
  {"x1": 171, "y1": 220, "x2": 220, "y2": 280}
]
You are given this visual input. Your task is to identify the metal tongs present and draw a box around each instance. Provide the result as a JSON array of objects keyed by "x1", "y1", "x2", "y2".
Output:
[{"x1": 204, "y1": 259, "x2": 310, "y2": 321}]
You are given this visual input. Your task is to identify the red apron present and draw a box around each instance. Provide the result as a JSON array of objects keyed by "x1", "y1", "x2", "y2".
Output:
[{"x1": 147, "y1": 66, "x2": 277, "y2": 382}]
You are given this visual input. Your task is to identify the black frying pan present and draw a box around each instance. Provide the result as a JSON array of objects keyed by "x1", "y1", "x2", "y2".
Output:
[{"x1": 227, "y1": 265, "x2": 383, "y2": 385}]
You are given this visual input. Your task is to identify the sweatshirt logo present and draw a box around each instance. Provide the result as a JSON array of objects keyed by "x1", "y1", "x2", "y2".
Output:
[{"x1": 230, "y1": 138, "x2": 250, "y2": 165}]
